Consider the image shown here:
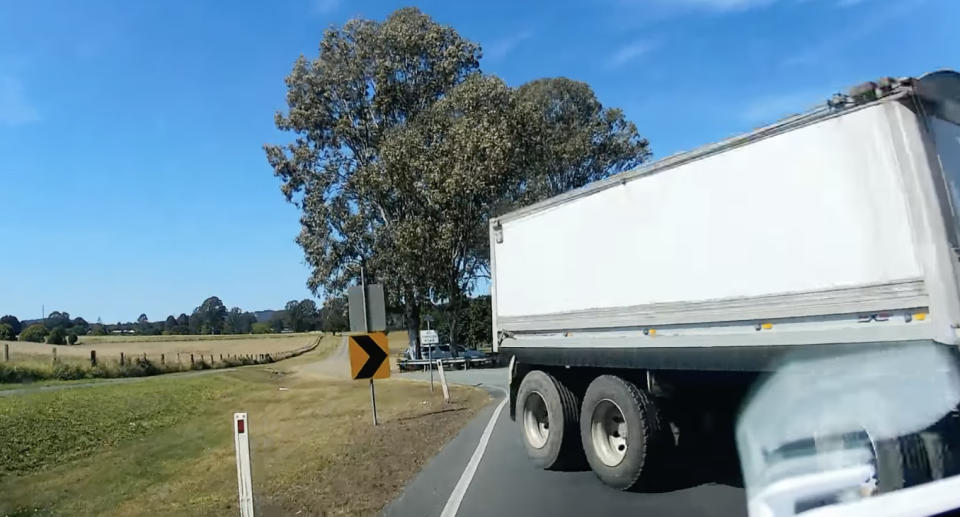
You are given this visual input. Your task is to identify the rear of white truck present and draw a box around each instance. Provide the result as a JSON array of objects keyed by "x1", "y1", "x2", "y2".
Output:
[{"x1": 492, "y1": 71, "x2": 960, "y2": 493}]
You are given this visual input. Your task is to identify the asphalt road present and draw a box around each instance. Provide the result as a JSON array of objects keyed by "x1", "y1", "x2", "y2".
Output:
[{"x1": 384, "y1": 367, "x2": 747, "y2": 517}]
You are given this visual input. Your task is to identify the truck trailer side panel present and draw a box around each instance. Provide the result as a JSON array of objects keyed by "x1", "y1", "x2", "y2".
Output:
[{"x1": 494, "y1": 103, "x2": 923, "y2": 329}]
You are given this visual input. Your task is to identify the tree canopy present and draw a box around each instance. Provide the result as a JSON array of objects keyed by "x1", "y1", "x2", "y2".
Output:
[
  {"x1": 267, "y1": 8, "x2": 650, "y2": 352},
  {"x1": 193, "y1": 296, "x2": 227, "y2": 334},
  {"x1": 0, "y1": 315, "x2": 21, "y2": 337}
]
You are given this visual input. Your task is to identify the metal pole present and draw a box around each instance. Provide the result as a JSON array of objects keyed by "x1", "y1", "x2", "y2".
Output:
[
  {"x1": 360, "y1": 262, "x2": 369, "y2": 333},
  {"x1": 361, "y1": 261, "x2": 378, "y2": 426},
  {"x1": 370, "y1": 378, "x2": 378, "y2": 426},
  {"x1": 429, "y1": 338, "x2": 434, "y2": 392}
]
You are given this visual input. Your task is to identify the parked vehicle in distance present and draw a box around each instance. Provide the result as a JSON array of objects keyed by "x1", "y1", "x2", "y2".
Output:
[
  {"x1": 453, "y1": 345, "x2": 486, "y2": 360},
  {"x1": 397, "y1": 343, "x2": 494, "y2": 370},
  {"x1": 493, "y1": 70, "x2": 960, "y2": 500}
]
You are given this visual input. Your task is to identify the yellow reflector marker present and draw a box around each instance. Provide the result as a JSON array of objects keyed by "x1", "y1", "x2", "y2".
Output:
[
  {"x1": 649, "y1": 329, "x2": 656, "y2": 336},
  {"x1": 761, "y1": 323, "x2": 773, "y2": 330},
  {"x1": 914, "y1": 313, "x2": 927, "y2": 321}
]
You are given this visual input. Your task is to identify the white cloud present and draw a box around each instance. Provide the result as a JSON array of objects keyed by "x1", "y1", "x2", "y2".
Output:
[
  {"x1": 606, "y1": 40, "x2": 659, "y2": 69},
  {"x1": 311, "y1": 0, "x2": 340, "y2": 14},
  {"x1": 485, "y1": 30, "x2": 534, "y2": 62},
  {"x1": 0, "y1": 76, "x2": 40, "y2": 127}
]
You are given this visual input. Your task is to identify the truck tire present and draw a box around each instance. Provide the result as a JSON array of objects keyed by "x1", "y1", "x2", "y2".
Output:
[
  {"x1": 516, "y1": 370, "x2": 582, "y2": 469},
  {"x1": 580, "y1": 375, "x2": 668, "y2": 490}
]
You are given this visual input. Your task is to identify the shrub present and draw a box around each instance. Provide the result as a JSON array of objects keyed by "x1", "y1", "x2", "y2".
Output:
[
  {"x1": 67, "y1": 333, "x2": 78, "y2": 345},
  {"x1": 19, "y1": 324, "x2": 48, "y2": 343},
  {"x1": 47, "y1": 327, "x2": 67, "y2": 345},
  {"x1": 52, "y1": 362, "x2": 89, "y2": 380},
  {"x1": 0, "y1": 323, "x2": 14, "y2": 341}
]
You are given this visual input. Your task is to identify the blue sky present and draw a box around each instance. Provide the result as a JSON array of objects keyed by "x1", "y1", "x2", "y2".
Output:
[{"x1": 1, "y1": 0, "x2": 956, "y2": 323}]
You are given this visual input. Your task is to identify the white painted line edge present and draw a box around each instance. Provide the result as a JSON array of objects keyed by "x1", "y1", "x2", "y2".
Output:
[{"x1": 440, "y1": 393, "x2": 509, "y2": 517}]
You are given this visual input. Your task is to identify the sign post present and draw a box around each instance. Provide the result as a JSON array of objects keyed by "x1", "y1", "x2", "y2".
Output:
[
  {"x1": 348, "y1": 333, "x2": 390, "y2": 425},
  {"x1": 234, "y1": 413, "x2": 255, "y2": 517},
  {"x1": 347, "y1": 262, "x2": 389, "y2": 426},
  {"x1": 420, "y1": 329, "x2": 439, "y2": 392}
]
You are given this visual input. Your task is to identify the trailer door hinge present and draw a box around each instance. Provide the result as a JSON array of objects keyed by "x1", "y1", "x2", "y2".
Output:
[{"x1": 493, "y1": 221, "x2": 504, "y2": 244}]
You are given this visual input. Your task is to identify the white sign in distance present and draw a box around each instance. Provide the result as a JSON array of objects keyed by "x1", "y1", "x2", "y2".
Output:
[{"x1": 420, "y1": 329, "x2": 439, "y2": 345}]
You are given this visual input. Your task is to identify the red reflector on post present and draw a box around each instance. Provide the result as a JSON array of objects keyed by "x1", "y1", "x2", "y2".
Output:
[{"x1": 237, "y1": 419, "x2": 245, "y2": 434}]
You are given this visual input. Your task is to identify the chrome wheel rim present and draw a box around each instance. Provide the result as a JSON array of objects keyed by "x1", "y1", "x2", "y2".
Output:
[
  {"x1": 523, "y1": 391, "x2": 550, "y2": 449},
  {"x1": 591, "y1": 399, "x2": 628, "y2": 466}
]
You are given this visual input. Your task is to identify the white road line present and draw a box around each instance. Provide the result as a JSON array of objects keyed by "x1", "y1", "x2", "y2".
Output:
[{"x1": 440, "y1": 393, "x2": 509, "y2": 517}]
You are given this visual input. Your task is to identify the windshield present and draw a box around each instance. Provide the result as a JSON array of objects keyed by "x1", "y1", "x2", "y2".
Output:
[{"x1": 3, "y1": 2, "x2": 959, "y2": 516}]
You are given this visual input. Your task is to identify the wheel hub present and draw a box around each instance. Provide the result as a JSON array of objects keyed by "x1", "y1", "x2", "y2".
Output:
[
  {"x1": 591, "y1": 399, "x2": 628, "y2": 467},
  {"x1": 523, "y1": 391, "x2": 550, "y2": 449}
]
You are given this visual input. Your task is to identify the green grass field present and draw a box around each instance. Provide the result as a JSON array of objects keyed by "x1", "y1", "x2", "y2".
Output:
[{"x1": 0, "y1": 340, "x2": 489, "y2": 516}]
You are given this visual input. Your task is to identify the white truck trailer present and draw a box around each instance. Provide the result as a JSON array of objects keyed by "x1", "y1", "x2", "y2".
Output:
[{"x1": 492, "y1": 70, "x2": 960, "y2": 492}]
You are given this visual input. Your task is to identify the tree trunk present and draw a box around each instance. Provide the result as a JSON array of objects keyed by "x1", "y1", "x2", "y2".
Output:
[
  {"x1": 447, "y1": 291, "x2": 460, "y2": 351},
  {"x1": 404, "y1": 292, "x2": 421, "y2": 359}
]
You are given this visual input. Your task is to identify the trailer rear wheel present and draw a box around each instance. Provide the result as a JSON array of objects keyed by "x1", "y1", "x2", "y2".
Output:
[
  {"x1": 580, "y1": 375, "x2": 668, "y2": 490},
  {"x1": 517, "y1": 370, "x2": 582, "y2": 469}
]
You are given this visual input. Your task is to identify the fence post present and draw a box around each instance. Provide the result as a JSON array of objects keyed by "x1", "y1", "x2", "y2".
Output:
[
  {"x1": 120, "y1": 352, "x2": 125, "y2": 366},
  {"x1": 190, "y1": 354, "x2": 195, "y2": 366},
  {"x1": 161, "y1": 353, "x2": 165, "y2": 365},
  {"x1": 210, "y1": 354, "x2": 213, "y2": 364},
  {"x1": 90, "y1": 350, "x2": 96, "y2": 367},
  {"x1": 51, "y1": 347, "x2": 57, "y2": 364},
  {"x1": 220, "y1": 353, "x2": 223, "y2": 361},
  {"x1": 3, "y1": 343, "x2": 8, "y2": 362},
  {"x1": 177, "y1": 353, "x2": 181, "y2": 364},
  {"x1": 143, "y1": 352, "x2": 147, "y2": 362}
]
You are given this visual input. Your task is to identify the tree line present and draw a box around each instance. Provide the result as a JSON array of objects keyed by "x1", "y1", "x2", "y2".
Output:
[
  {"x1": 0, "y1": 295, "x2": 352, "y2": 344},
  {"x1": 265, "y1": 8, "x2": 650, "y2": 357}
]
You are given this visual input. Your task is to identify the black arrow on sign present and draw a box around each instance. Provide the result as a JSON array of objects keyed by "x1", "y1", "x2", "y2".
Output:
[{"x1": 354, "y1": 335, "x2": 387, "y2": 379}]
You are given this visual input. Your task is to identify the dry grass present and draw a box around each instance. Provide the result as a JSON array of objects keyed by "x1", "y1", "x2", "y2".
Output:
[
  {"x1": 1, "y1": 333, "x2": 318, "y2": 364},
  {"x1": 0, "y1": 342, "x2": 490, "y2": 516}
]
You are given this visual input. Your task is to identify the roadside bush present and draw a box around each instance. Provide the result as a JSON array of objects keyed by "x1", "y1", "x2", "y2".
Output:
[
  {"x1": 67, "y1": 333, "x2": 78, "y2": 345},
  {"x1": 19, "y1": 324, "x2": 48, "y2": 343},
  {"x1": 46, "y1": 327, "x2": 67, "y2": 345},
  {"x1": 0, "y1": 323, "x2": 14, "y2": 341},
  {"x1": 52, "y1": 362, "x2": 89, "y2": 380}
]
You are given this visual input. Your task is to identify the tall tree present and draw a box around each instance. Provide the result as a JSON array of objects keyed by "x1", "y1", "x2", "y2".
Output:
[
  {"x1": 224, "y1": 307, "x2": 256, "y2": 334},
  {"x1": 319, "y1": 295, "x2": 349, "y2": 333},
  {"x1": 193, "y1": 296, "x2": 227, "y2": 334},
  {"x1": 176, "y1": 313, "x2": 190, "y2": 328},
  {"x1": 0, "y1": 315, "x2": 21, "y2": 336},
  {"x1": 514, "y1": 77, "x2": 650, "y2": 203},
  {"x1": 45, "y1": 311, "x2": 70, "y2": 330},
  {"x1": 284, "y1": 299, "x2": 318, "y2": 332},
  {"x1": 379, "y1": 73, "x2": 531, "y2": 346},
  {"x1": 265, "y1": 7, "x2": 481, "y2": 357},
  {"x1": 164, "y1": 315, "x2": 178, "y2": 333},
  {"x1": 136, "y1": 313, "x2": 151, "y2": 335},
  {"x1": 70, "y1": 317, "x2": 89, "y2": 336}
]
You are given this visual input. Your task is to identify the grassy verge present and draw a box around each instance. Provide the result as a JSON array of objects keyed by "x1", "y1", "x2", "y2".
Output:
[{"x1": 0, "y1": 349, "x2": 489, "y2": 516}]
